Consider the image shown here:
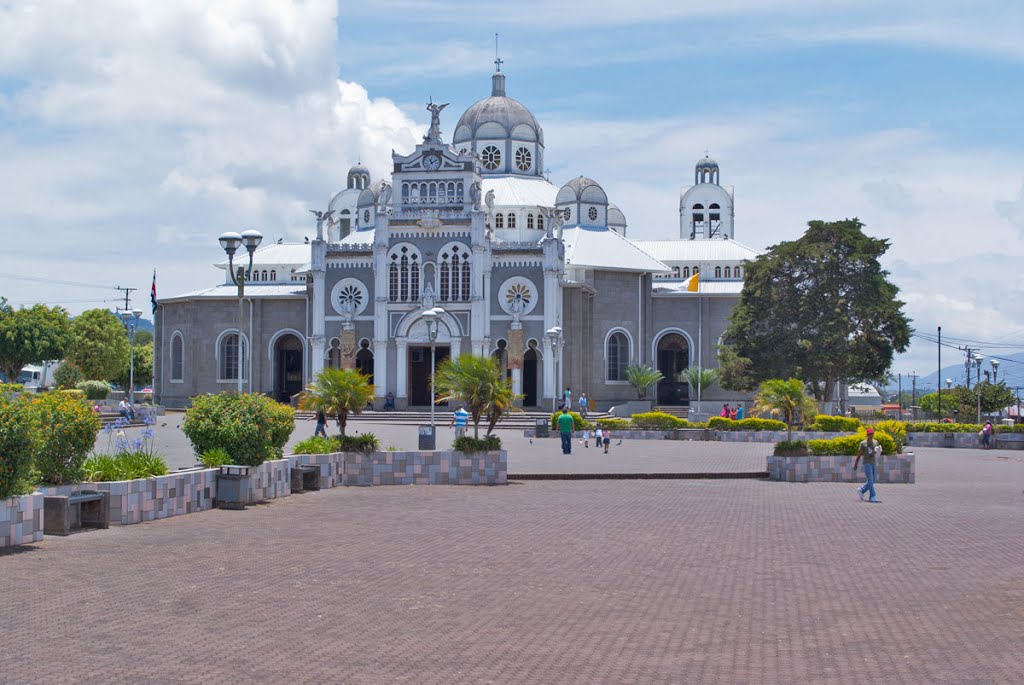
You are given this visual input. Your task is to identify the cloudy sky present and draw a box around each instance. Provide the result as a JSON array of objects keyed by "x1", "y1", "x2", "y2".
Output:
[{"x1": 2, "y1": 0, "x2": 1023, "y2": 387}]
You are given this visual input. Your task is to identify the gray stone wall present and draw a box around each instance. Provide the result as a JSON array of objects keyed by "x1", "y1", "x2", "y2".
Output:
[
  {"x1": 768, "y1": 453, "x2": 915, "y2": 483},
  {"x1": 1, "y1": 494, "x2": 44, "y2": 548}
]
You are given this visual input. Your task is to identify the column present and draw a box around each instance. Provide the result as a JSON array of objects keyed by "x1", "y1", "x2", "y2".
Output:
[
  {"x1": 396, "y1": 338, "x2": 408, "y2": 400},
  {"x1": 373, "y1": 339, "x2": 387, "y2": 399}
]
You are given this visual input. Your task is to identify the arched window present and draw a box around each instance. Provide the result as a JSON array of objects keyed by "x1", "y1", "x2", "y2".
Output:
[
  {"x1": 694, "y1": 266, "x2": 699, "y2": 274},
  {"x1": 388, "y1": 244, "x2": 422, "y2": 302},
  {"x1": 262, "y1": 270, "x2": 268, "y2": 281},
  {"x1": 724, "y1": 266, "x2": 731, "y2": 278},
  {"x1": 219, "y1": 333, "x2": 247, "y2": 381},
  {"x1": 402, "y1": 183, "x2": 409, "y2": 201},
  {"x1": 537, "y1": 214, "x2": 544, "y2": 231},
  {"x1": 507, "y1": 213, "x2": 516, "y2": 229},
  {"x1": 495, "y1": 213, "x2": 504, "y2": 229},
  {"x1": 672, "y1": 266, "x2": 681, "y2": 278},
  {"x1": 606, "y1": 331, "x2": 629, "y2": 382},
  {"x1": 715, "y1": 266, "x2": 722, "y2": 278},
  {"x1": 439, "y1": 243, "x2": 470, "y2": 301},
  {"x1": 170, "y1": 333, "x2": 184, "y2": 381},
  {"x1": 735, "y1": 267, "x2": 743, "y2": 279},
  {"x1": 683, "y1": 266, "x2": 690, "y2": 278},
  {"x1": 527, "y1": 213, "x2": 534, "y2": 229},
  {"x1": 270, "y1": 270, "x2": 276, "y2": 281}
]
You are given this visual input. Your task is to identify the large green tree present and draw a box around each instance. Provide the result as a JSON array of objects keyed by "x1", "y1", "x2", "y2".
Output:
[
  {"x1": 113, "y1": 342, "x2": 154, "y2": 390},
  {"x1": 920, "y1": 383, "x2": 1017, "y2": 419},
  {"x1": 66, "y1": 309, "x2": 130, "y2": 382},
  {"x1": 720, "y1": 219, "x2": 912, "y2": 401},
  {"x1": 0, "y1": 298, "x2": 73, "y2": 383}
]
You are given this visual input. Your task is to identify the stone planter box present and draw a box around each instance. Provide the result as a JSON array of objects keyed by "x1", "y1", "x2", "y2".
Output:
[
  {"x1": 38, "y1": 469, "x2": 219, "y2": 526},
  {"x1": 292, "y1": 450, "x2": 507, "y2": 486},
  {"x1": 768, "y1": 452, "x2": 915, "y2": 483},
  {"x1": 1, "y1": 493, "x2": 45, "y2": 548},
  {"x1": 217, "y1": 459, "x2": 293, "y2": 509}
]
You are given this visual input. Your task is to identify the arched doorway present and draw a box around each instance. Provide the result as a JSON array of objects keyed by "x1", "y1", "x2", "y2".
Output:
[
  {"x1": 355, "y1": 339, "x2": 373, "y2": 384},
  {"x1": 523, "y1": 342, "x2": 539, "y2": 407},
  {"x1": 273, "y1": 334, "x2": 304, "y2": 403},
  {"x1": 656, "y1": 333, "x2": 689, "y2": 405}
]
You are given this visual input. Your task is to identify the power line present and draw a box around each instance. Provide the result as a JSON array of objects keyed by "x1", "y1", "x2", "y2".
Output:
[{"x1": 0, "y1": 272, "x2": 119, "y2": 291}]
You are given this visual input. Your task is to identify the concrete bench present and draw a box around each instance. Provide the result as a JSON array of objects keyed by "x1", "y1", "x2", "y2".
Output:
[
  {"x1": 290, "y1": 465, "x2": 321, "y2": 493},
  {"x1": 44, "y1": 491, "x2": 110, "y2": 536}
]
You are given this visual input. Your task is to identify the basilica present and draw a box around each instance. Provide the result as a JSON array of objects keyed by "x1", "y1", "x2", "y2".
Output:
[{"x1": 154, "y1": 67, "x2": 759, "y2": 411}]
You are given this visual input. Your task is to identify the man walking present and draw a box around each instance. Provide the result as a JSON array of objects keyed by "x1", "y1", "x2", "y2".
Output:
[
  {"x1": 854, "y1": 427, "x2": 881, "y2": 503},
  {"x1": 311, "y1": 408, "x2": 328, "y2": 438},
  {"x1": 578, "y1": 392, "x2": 589, "y2": 418},
  {"x1": 557, "y1": 408, "x2": 575, "y2": 455},
  {"x1": 449, "y1": 405, "x2": 470, "y2": 439}
]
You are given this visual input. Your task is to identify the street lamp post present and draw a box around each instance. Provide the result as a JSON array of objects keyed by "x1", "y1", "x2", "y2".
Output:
[
  {"x1": 119, "y1": 308, "x2": 144, "y2": 408},
  {"x1": 219, "y1": 229, "x2": 263, "y2": 393},
  {"x1": 991, "y1": 359, "x2": 1001, "y2": 420},
  {"x1": 546, "y1": 326, "x2": 562, "y2": 413},
  {"x1": 421, "y1": 307, "x2": 445, "y2": 437}
]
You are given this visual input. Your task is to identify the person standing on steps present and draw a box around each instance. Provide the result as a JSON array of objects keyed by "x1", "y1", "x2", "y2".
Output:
[
  {"x1": 557, "y1": 408, "x2": 575, "y2": 455},
  {"x1": 563, "y1": 387, "x2": 572, "y2": 411},
  {"x1": 854, "y1": 427, "x2": 882, "y2": 503},
  {"x1": 578, "y1": 392, "x2": 589, "y2": 418}
]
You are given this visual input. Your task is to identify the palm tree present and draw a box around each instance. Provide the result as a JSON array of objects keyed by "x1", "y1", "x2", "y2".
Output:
[
  {"x1": 434, "y1": 354, "x2": 522, "y2": 438},
  {"x1": 753, "y1": 378, "x2": 818, "y2": 442},
  {"x1": 677, "y1": 366, "x2": 719, "y2": 410},
  {"x1": 624, "y1": 364, "x2": 664, "y2": 400},
  {"x1": 298, "y1": 367, "x2": 375, "y2": 437}
]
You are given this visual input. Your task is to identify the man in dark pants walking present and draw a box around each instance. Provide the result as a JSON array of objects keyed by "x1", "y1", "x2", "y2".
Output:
[{"x1": 556, "y1": 408, "x2": 574, "y2": 455}]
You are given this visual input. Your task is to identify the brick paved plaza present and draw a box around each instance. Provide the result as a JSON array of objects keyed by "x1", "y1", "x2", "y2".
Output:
[{"x1": 2, "y1": 447, "x2": 1022, "y2": 684}]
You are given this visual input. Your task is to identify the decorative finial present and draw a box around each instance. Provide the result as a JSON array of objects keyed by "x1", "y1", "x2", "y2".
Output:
[{"x1": 494, "y1": 33, "x2": 503, "y2": 73}]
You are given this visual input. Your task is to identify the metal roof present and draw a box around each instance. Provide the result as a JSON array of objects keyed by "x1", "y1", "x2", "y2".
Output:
[
  {"x1": 481, "y1": 176, "x2": 558, "y2": 208},
  {"x1": 214, "y1": 242, "x2": 310, "y2": 269},
  {"x1": 160, "y1": 284, "x2": 306, "y2": 304},
  {"x1": 562, "y1": 226, "x2": 671, "y2": 273},
  {"x1": 631, "y1": 239, "x2": 759, "y2": 262}
]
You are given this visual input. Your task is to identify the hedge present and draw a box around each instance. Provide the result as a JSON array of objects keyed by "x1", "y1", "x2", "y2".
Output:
[
  {"x1": 874, "y1": 420, "x2": 907, "y2": 450},
  {"x1": 708, "y1": 417, "x2": 788, "y2": 431},
  {"x1": 182, "y1": 393, "x2": 295, "y2": 466},
  {"x1": 551, "y1": 411, "x2": 587, "y2": 431},
  {"x1": 809, "y1": 414, "x2": 861, "y2": 432},
  {"x1": 595, "y1": 418, "x2": 632, "y2": 430},
  {"x1": 808, "y1": 429, "x2": 897, "y2": 456},
  {"x1": 0, "y1": 398, "x2": 35, "y2": 499},
  {"x1": 28, "y1": 391, "x2": 100, "y2": 485},
  {"x1": 630, "y1": 411, "x2": 687, "y2": 430},
  {"x1": 453, "y1": 434, "x2": 501, "y2": 452}
]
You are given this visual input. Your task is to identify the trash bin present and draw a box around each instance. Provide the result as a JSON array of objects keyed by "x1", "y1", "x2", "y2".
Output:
[
  {"x1": 535, "y1": 418, "x2": 550, "y2": 438},
  {"x1": 418, "y1": 425, "x2": 436, "y2": 450},
  {"x1": 943, "y1": 433, "x2": 955, "y2": 449},
  {"x1": 216, "y1": 465, "x2": 252, "y2": 510}
]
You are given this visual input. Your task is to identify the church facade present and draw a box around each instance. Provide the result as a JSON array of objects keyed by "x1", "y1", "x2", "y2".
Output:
[{"x1": 154, "y1": 68, "x2": 758, "y2": 411}]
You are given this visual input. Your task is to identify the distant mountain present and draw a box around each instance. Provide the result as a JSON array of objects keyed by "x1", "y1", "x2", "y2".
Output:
[{"x1": 887, "y1": 351, "x2": 1024, "y2": 393}]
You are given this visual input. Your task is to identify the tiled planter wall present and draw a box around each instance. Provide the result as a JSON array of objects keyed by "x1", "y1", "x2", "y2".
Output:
[
  {"x1": 768, "y1": 453, "x2": 915, "y2": 483},
  {"x1": 243, "y1": 459, "x2": 292, "y2": 503},
  {"x1": 905, "y1": 432, "x2": 1024, "y2": 449},
  {"x1": 294, "y1": 450, "x2": 507, "y2": 486},
  {"x1": 1, "y1": 494, "x2": 45, "y2": 548}
]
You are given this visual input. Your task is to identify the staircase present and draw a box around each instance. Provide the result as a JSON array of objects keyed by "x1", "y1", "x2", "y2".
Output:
[
  {"x1": 653, "y1": 406, "x2": 691, "y2": 420},
  {"x1": 296, "y1": 408, "x2": 610, "y2": 430}
]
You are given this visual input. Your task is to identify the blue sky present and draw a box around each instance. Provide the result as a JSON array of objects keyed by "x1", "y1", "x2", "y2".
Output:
[{"x1": 2, "y1": 0, "x2": 1023, "y2": 388}]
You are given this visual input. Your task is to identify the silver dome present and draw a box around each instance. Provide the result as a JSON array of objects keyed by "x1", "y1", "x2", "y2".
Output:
[
  {"x1": 607, "y1": 204, "x2": 627, "y2": 227},
  {"x1": 696, "y1": 155, "x2": 719, "y2": 170},
  {"x1": 453, "y1": 73, "x2": 544, "y2": 146},
  {"x1": 556, "y1": 176, "x2": 608, "y2": 206}
]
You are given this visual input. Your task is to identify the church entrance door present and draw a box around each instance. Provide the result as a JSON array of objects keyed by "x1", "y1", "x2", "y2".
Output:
[
  {"x1": 274, "y1": 334, "x2": 304, "y2": 403},
  {"x1": 522, "y1": 348, "x2": 539, "y2": 407},
  {"x1": 409, "y1": 345, "x2": 450, "y2": 407},
  {"x1": 656, "y1": 333, "x2": 689, "y2": 406}
]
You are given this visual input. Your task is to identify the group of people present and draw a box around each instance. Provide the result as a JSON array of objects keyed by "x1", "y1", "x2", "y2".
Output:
[
  {"x1": 556, "y1": 408, "x2": 609, "y2": 455},
  {"x1": 720, "y1": 403, "x2": 745, "y2": 420},
  {"x1": 560, "y1": 387, "x2": 591, "y2": 417}
]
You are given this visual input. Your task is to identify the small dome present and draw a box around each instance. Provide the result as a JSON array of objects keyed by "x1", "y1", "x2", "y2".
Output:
[
  {"x1": 556, "y1": 176, "x2": 608, "y2": 206},
  {"x1": 607, "y1": 204, "x2": 627, "y2": 228},
  {"x1": 348, "y1": 162, "x2": 369, "y2": 177},
  {"x1": 696, "y1": 155, "x2": 719, "y2": 171},
  {"x1": 356, "y1": 187, "x2": 377, "y2": 208}
]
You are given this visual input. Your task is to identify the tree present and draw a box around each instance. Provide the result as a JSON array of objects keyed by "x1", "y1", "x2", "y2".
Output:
[
  {"x1": 113, "y1": 342, "x2": 153, "y2": 390},
  {"x1": 935, "y1": 383, "x2": 1016, "y2": 420},
  {"x1": 66, "y1": 309, "x2": 130, "y2": 381},
  {"x1": 0, "y1": 298, "x2": 73, "y2": 383},
  {"x1": 719, "y1": 219, "x2": 912, "y2": 400},
  {"x1": 133, "y1": 330, "x2": 153, "y2": 346},
  {"x1": 677, "y1": 366, "x2": 719, "y2": 407},
  {"x1": 624, "y1": 364, "x2": 664, "y2": 400},
  {"x1": 53, "y1": 362, "x2": 85, "y2": 389},
  {"x1": 753, "y1": 378, "x2": 819, "y2": 442},
  {"x1": 298, "y1": 367, "x2": 375, "y2": 437},
  {"x1": 434, "y1": 354, "x2": 521, "y2": 438}
]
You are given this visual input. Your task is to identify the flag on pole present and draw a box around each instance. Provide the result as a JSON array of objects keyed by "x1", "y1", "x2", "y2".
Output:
[
  {"x1": 150, "y1": 269, "x2": 157, "y2": 315},
  {"x1": 685, "y1": 271, "x2": 700, "y2": 292}
]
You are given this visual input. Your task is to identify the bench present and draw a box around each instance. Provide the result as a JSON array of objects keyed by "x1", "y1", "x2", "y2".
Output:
[
  {"x1": 290, "y1": 465, "x2": 321, "y2": 493},
  {"x1": 44, "y1": 491, "x2": 110, "y2": 536}
]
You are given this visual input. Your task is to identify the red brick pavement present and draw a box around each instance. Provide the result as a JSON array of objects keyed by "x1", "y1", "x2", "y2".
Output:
[{"x1": 1, "y1": 448, "x2": 1022, "y2": 684}]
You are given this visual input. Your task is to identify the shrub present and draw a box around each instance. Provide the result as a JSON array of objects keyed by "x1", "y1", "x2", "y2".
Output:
[
  {"x1": 874, "y1": 420, "x2": 907, "y2": 451},
  {"x1": 808, "y1": 429, "x2": 897, "y2": 456},
  {"x1": 75, "y1": 380, "x2": 111, "y2": 400},
  {"x1": 28, "y1": 391, "x2": 100, "y2": 484},
  {"x1": 809, "y1": 414, "x2": 861, "y2": 432},
  {"x1": 292, "y1": 437, "x2": 336, "y2": 455},
  {"x1": 595, "y1": 418, "x2": 632, "y2": 430},
  {"x1": 453, "y1": 434, "x2": 502, "y2": 452},
  {"x1": 708, "y1": 417, "x2": 788, "y2": 431},
  {"x1": 53, "y1": 363, "x2": 85, "y2": 389},
  {"x1": 551, "y1": 411, "x2": 586, "y2": 431},
  {"x1": 182, "y1": 393, "x2": 296, "y2": 467},
  {"x1": 198, "y1": 448, "x2": 232, "y2": 468},
  {"x1": 0, "y1": 383, "x2": 25, "y2": 395},
  {"x1": 82, "y1": 451, "x2": 169, "y2": 481},
  {"x1": 59, "y1": 389, "x2": 86, "y2": 400},
  {"x1": 774, "y1": 439, "x2": 808, "y2": 455},
  {"x1": 905, "y1": 421, "x2": 982, "y2": 433},
  {"x1": 631, "y1": 411, "x2": 687, "y2": 430},
  {"x1": 0, "y1": 398, "x2": 35, "y2": 498},
  {"x1": 336, "y1": 433, "x2": 380, "y2": 453}
]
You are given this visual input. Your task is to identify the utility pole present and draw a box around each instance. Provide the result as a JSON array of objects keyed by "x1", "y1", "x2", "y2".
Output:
[
  {"x1": 909, "y1": 371, "x2": 918, "y2": 421},
  {"x1": 898, "y1": 373, "x2": 902, "y2": 413},
  {"x1": 937, "y1": 326, "x2": 942, "y2": 414},
  {"x1": 114, "y1": 285, "x2": 137, "y2": 313},
  {"x1": 962, "y1": 346, "x2": 973, "y2": 389}
]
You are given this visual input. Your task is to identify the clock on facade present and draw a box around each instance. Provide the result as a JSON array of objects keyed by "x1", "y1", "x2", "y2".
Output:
[{"x1": 423, "y1": 154, "x2": 441, "y2": 170}]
